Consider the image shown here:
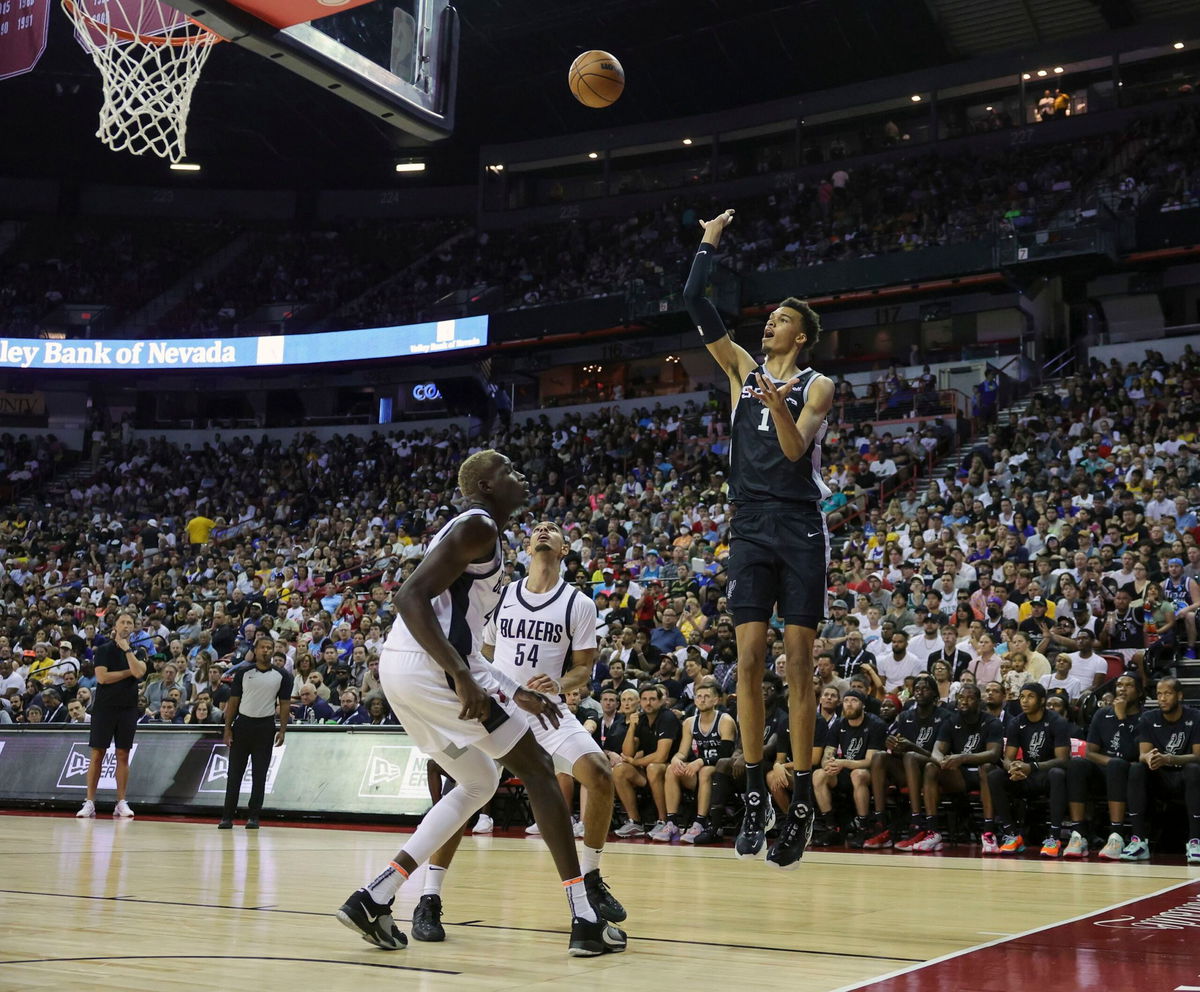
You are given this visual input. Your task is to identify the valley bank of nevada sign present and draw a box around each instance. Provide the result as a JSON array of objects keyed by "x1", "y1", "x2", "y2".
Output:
[{"x1": 0, "y1": 315, "x2": 488, "y2": 371}]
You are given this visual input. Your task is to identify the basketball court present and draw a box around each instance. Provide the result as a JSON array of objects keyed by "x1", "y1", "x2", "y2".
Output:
[{"x1": 2, "y1": 811, "x2": 1197, "y2": 991}]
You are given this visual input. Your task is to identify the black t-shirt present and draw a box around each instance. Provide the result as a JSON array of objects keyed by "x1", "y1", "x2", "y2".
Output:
[
  {"x1": 890, "y1": 704, "x2": 954, "y2": 754},
  {"x1": 1004, "y1": 710, "x2": 1071, "y2": 762},
  {"x1": 1136, "y1": 706, "x2": 1200, "y2": 763},
  {"x1": 827, "y1": 712, "x2": 888, "y2": 761},
  {"x1": 631, "y1": 708, "x2": 682, "y2": 757},
  {"x1": 92, "y1": 640, "x2": 139, "y2": 712},
  {"x1": 764, "y1": 705, "x2": 789, "y2": 755},
  {"x1": 594, "y1": 714, "x2": 627, "y2": 754},
  {"x1": 779, "y1": 711, "x2": 827, "y2": 763},
  {"x1": 927, "y1": 648, "x2": 973, "y2": 681},
  {"x1": 936, "y1": 712, "x2": 1004, "y2": 755},
  {"x1": 833, "y1": 645, "x2": 876, "y2": 680},
  {"x1": 1087, "y1": 706, "x2": 1141, "y2": 761}
]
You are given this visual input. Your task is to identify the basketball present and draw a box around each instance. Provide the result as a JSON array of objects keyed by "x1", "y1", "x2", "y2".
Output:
[{"x1": 568, "y1": 50, "x2": 625, "y2": 108}]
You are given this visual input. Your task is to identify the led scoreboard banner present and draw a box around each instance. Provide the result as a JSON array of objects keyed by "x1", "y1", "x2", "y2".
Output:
[{"x1": 0, "y1": 315, "x2": 488, "y2": 370}]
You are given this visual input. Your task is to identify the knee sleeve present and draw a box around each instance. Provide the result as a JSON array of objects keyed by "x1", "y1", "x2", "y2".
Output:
[
  {"x1": 402, "y1": 749, "x2": 500, "y2": 866},
  {"x1": 1066, "y1": 757, "x2": 1091, "y2": 803}
]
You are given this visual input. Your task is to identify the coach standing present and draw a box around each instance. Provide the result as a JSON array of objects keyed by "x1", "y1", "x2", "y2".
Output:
[
  {"x1": 76, "y1": 611, "x2": 146, "y2": 819},
  {"x1": 219, "y1": 635, "x2": 292, "y2": 830}
]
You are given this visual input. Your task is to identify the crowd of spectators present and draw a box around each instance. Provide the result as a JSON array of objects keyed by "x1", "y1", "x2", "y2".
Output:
[
  {"x1": 2, "y1": 342, "x2": 1200, "y2": 858},
  {"x1": 5, "y1": 102, "x2": 1197, "y2": 343}
]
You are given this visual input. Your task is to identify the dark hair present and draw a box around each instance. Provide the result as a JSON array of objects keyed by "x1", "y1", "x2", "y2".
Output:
[{"x1": 779, "y1": 297, "x2": 822, "y2": 351}]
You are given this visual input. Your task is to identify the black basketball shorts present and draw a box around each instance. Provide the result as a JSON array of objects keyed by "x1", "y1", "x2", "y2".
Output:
[
  {"x1": 88, "y1": 707, "x2": 138, "y2": 751},
  {"x1": 727, "y1": 501, "x2": 829, "y2": 629}
]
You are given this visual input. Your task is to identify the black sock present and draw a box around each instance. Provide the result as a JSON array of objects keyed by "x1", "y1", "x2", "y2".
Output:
[
  {"x1": 697, "y1": 814, "x2": 709, "y2": 828},
  {"x1": 745, "y1": 762, "x2": 765, "y2": 798},
  {"x1": 668, "y1": 813, "x2": 682, "y2": 827},
  {"x1": 1110, "y1": 821, "x2": 1124, "y2": 839},
  {"x1": 791, "y1": 769, "x2": 812, "y2": 806},
  {"x1": 983, "y1": 818, "x2": 997, "y2": 835},
  {"x1": 1130, "y1": 811, "x2": 1146, "y2": 837},
  {"x1": 925, "y1": 814, "x2": 938, "y2": 832}
]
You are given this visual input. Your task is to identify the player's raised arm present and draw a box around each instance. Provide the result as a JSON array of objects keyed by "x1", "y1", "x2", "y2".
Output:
[{"x1": 683, "y1": 209, "x2": 757, "y2": 390}]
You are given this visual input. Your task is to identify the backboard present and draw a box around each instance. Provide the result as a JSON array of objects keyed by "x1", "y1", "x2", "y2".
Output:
[{"x1": 157, "y1": 0, "x2": 458, "y2": 141}]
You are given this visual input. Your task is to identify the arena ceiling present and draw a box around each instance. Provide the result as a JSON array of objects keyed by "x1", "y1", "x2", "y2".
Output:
[{"x1": 1, "y1": 0, "x2": 1196, "y2": 188}]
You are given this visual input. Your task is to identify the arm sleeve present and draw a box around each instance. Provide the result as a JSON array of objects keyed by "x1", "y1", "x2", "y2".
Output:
[
  {"x1": 230, "y1": 668, "x2": 246, "y2": 699},
  {"x1": 682, "y1": 243, "x2": 729, "y2": 344}
]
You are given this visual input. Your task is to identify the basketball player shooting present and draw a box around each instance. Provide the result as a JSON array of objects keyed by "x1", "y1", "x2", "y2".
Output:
[
  {"x1": 683, "y1": 208, "x2": 833, "y2": 870},
  {"x1": 336, "y1": 450, "x2": 627, "y2": 957},
  {"x1": 407, "y1": 519, "x2": 626, "y2": 943}
]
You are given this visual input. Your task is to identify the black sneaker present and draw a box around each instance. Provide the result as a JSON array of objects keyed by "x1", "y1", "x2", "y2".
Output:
[
  {"x1": 217, "y1": 819, "x2": 233, "y2": 830},
  {"x1": 568, "y1": 916, "x2": 628, "y2": 957},
  {"x1": 245, "y1": 817, "x2": 260, "y2": 830},
  {"x1": 336, "y1": 888, "x2": 407, "y2": 950},
  {"x1": 411, "y1": 894, "x2": 445, "y2": 942},
  {"x1": 812, "y1": 823, "x2": 842, "y2": 847},
  {"x1": 766, "y1": 802, "x2": 814, "y2": 871},
  {"x1": 691, "y1": 826, "x2": 722, "y2": 845},
  {"x1": 735, "y1": 792, "x2": 768, "y2": 859},
  {"x1": 846, "y1": 822, "x2": 868, "y2": 849},
  {"x1": 584, "y1": 869, "x2": 626, "y2": 923}
]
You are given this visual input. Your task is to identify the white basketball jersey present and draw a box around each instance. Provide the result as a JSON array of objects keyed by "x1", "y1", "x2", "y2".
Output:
[
  {"x1": 484, "y1": 578, "x2": 597, "y2": 685},
  {"x1": 386, "y1": 508, "x2": 504, "y2": 662}
]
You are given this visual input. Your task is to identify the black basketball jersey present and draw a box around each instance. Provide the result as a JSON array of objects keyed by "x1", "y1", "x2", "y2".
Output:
[
  {"x1": 890, "y1": 704, "x2": 953, "y2": 754},
  {"x1": 690, "y1": 710, "x2": 725, "y2": 766},
  {"x1": 936, "y1": 712, "x2": 1004, "y2": 756},
  {"x1": 729, "y1": 366, "x2": 830, "y2": 505}
]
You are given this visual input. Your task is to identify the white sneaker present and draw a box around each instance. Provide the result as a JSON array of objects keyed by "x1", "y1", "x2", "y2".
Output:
[
  {"x1": 76, "y1": 800, "x2": 96, "y2": 819},
  {"x1": 1098, "y1": 832, "x2": 1125, "y2": 860},
  {"x1": 472, "y1": 814, "x2": 494, "y2": 835},
  {"x1": 680, "y1": 821, "x2": 704, "y2": 843},
  {"x1": 614, "y1": 820, "x2": 645, "y2": 838},
  {"x1": 913, "y1": 830, "x2": 944, "y2": 852},
  {"x1": 524, "y1": 821, "x2": 541, "y2": 836},
  {"x1": 649, "y1": 820, "x2": 680, "y2": 842},
  {"x1": 113, "y1": 800, "x2": 134, "y2": 819},
  {"x1": 572, "y1": 818, "x2": 585, "y2": 838}
]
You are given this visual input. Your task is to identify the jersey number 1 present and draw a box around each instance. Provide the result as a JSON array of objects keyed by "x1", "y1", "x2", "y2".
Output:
[
  {"x1": 757, "y1": 407, "x2": 771, "y2": 432},
  {"x1": 513, "y1": 643, "x2": 539, "y2": 668}
]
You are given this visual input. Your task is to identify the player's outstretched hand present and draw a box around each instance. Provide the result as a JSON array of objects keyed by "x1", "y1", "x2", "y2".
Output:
[
  {"x1": 455, "y1": 676, "x2": 492, "y2": 723},
  {"x1": 751, "y1": 373, "x2": 799, "y2": 415},
  {"x1": 700, "y1": 208, "x2": 735, "y2": 238},
  {"x1": 514, "y1": 687, "x2": 562, "y2": 730}
]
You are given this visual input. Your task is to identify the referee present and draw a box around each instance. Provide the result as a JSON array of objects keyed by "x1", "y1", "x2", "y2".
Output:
[
  {"x1": 76, "y1": 610, "x2": 146, "y2": 819},
  {"x1": 220, "y1": 635, "x2": 292, "y2": 829}
]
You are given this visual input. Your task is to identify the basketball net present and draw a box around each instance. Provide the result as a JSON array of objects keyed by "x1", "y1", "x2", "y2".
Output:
[{"x1": 61, "y1": 0, "x2": 220, "y2": 162}]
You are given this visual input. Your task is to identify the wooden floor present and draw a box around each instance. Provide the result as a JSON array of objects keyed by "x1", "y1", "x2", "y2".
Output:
[{"x1": 1, "y1": 812, "x2": 1195, "y2": 992}]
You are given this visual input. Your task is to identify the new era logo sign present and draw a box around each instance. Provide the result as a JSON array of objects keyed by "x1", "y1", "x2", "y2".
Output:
[
  {"x1": 58, "y1": 742, "x2": 137, "y2": 790},
  {"x1": 358, "y1": 746, "x2": 428, "y2": 799},
  {"x1": 197, "y1": 743, "x2": 286, "y2": 795}
]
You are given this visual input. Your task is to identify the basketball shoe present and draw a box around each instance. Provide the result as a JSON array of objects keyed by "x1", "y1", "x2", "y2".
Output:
[{"x1": 336, "y1": 889, "x2": 407, "y2": 950}]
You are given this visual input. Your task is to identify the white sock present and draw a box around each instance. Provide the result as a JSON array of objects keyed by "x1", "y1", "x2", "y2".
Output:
[
  {"x1": 424, "y1": 865, "x2": 447, "y2": 897},
  {"x1": 563, "y1": 875, "x2": 597, "y2": 922},
  {"x1": 580, "y1": 844, "x2": 602, "y2": 876},
  {"x1": 365, "y1": 861, "x2": 408, "y2": 903}
]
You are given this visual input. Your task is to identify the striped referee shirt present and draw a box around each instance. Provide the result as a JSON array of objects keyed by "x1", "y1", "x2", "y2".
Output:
[{"x1": 231, "y1": 665, "x2": 293, "y2": 719}]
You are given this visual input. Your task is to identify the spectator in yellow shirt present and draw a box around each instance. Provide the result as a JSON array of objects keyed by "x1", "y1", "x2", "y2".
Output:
[{"x1": 185, "y1": 514, "x2": 217, "y2": 547}]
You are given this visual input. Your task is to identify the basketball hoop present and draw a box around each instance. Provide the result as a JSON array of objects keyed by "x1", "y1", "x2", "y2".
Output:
[{"x1": 61, "y1": 0, "x2": 221, "y2": 162}]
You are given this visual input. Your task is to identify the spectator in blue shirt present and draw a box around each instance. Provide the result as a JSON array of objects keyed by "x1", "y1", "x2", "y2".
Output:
[{"x1": 650, "y1": 606, "x2": 687, "y2": 655}]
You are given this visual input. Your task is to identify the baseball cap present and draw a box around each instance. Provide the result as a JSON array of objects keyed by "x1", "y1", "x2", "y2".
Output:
[
  {"x1": 926, "y1": 612, "x2": 948, "y2": 624},
  {"x1": 831, "y1": 599, "x2": 848, "y2": 609},
  {"x1": 844, "y1": 689, "x2": 868, "y2": 704},
  {"x1": 1029, "y1": 596, "x2": 1047, "y2": 606}
]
